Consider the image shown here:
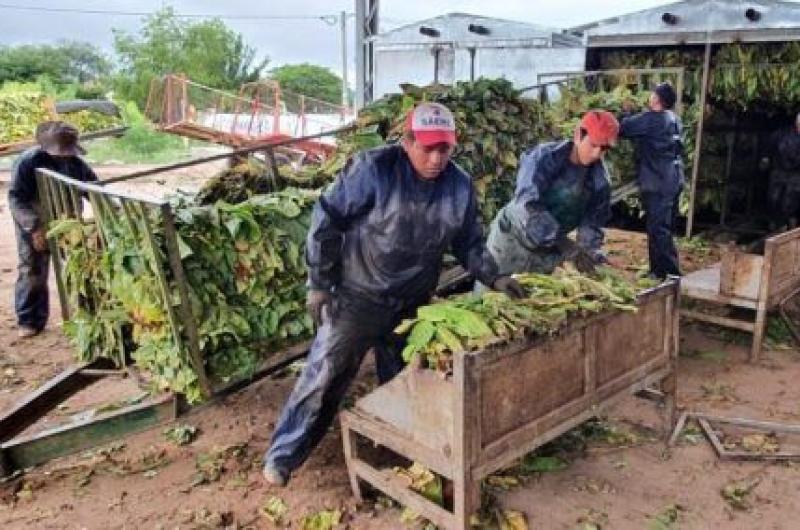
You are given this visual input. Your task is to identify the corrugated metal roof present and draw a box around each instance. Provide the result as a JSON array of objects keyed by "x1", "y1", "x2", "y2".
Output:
[
  {"x1": 572, "y1": 0, "x2": 800, "y2": 47},
  {"x1": 375, "y1": 12, "x2": 582, "y2": 48}
]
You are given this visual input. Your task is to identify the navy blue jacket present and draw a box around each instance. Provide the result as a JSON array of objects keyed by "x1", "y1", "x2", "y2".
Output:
[
  {"x1": 501, "y1": 141, "x2": 610, "y2": 257},
  {"x1": 306, "y1": 144, "x2": 499, "y2": 309},
  {"x1": 770, "y1": 127, "x2": 800, "y2": 171},
  {"x1": 9, "y1": 147, "x2": 97, "y2": 233},
  {"x1": 620, "y1": 110, "x2": 685, "y2": 195}
]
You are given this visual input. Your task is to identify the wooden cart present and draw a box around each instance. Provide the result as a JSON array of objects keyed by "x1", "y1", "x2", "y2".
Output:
[
  {"x1": 340, "y1": 281, "x2": 679, "y2": 530},
  {"x1": 681, "y1": 227, "x2": 800, "y2": 360}
]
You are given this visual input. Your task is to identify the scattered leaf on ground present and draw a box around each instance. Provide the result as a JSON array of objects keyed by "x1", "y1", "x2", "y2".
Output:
[
  {"x1": 721, "y1": 477, "x2": 760, "y2": 510},
  {"x1": 300, "y1": 509, "x2": 342, "y2": 530},
  {"x1": 648, "y1": 503, "x2": 683, "y2": 530},
  {"x1": 261, "y1": 495, "x2": 288, "y2": 526},
  {"x1": 164, "y1": 424, "x2": 199, "y2": 446}
]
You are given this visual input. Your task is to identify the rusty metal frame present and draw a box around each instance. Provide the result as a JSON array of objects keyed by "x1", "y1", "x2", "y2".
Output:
[{"x1": 0, "y1": 340, "x2": 311, "y2": 477}]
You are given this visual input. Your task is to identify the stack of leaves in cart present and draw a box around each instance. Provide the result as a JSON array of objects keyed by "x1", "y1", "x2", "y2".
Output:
[
  {"x1": 173, "y1": 188, "x2": 317, "y2": 387},
  {"x1": 396, "y1": 266, "x2": 645, "y2": 373},
  {"x1": 196, "y1": 156, "x2": 331, "y2": 205},
  {"x1": 0, "y1": 91, "x2": 53, "y2": 144},
  {"x1": 49, "y1": 188, "x2": 317, "y2": 403}
]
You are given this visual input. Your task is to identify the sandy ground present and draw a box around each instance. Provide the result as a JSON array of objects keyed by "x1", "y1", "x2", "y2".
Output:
[{"x1": 0, "y1": 165, "x2": 798, "y2": 529}]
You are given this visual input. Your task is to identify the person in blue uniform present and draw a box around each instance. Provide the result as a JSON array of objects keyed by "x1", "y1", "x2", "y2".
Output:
[
  {"x1": 764, "y1": 111, "x2": 800, "y2": 230},
  {"x1": 262, "y1": 103, "x2": 523, "y2": 486},
  {"x1": 9, "y1": 122, "x2": 97, "y2": 338},
  {"x1": 484, "y1": 111, "x2": 620, "y2": 278},
  {"x1": 620, "y1": 82, "x2": 684, "y2": 279}
]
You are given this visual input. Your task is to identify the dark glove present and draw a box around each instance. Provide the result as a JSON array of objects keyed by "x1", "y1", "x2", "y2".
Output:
[
  {"x1": 306, "y1": 289, "x2": 333, "y2": 327},
  {"x1": 492, "y1": 276, "x2": 525, "y2": 299},
  {"x1": 556, "y1": 238, "x2": 598, "y2": 274}
]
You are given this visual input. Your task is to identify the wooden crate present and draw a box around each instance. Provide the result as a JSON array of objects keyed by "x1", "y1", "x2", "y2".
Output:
[
  {"x1": 681, "y1": 227, "x2": 800, "y2": 360},
  {"x1": 340, "y1": 281, "x2": 679, "y2": 530}
]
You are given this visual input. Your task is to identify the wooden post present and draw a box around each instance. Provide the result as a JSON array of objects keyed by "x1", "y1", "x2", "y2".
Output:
[
  {"x1": 453, "y1": 354, "x2": 480, "y2": 530},
  {"x1": 720, "y1": 119, "x2": 736, "y2": 226},
  {"x1": 686, "y1": 40, "x2": 712, "y2": 237}
]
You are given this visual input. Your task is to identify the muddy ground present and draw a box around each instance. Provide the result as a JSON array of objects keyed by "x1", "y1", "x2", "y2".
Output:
[{"x1": 0, "y1": 165, "x2": 798, "y2": 529}]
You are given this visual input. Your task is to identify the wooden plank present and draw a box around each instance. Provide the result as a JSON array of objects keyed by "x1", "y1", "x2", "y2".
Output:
[
  {"x1": 475, "y1": 365, "x2": 671, "y2": 477},
  {"x1": 668, "y1": 412, "x2": 690, "y2": 447},
  {"x1": 356, "y1": 366, "x2": 455, "y2": 462},
  {"x1": 595, "y1": 300, "x2": 664, "y2": 386},
  {"x1": 764, "y1": 226, "x2": 800, "y2": 246},
  {"x1": 1, "y1": 394, "x2": 177, "y2": 475},
  {"x1": 340, "y1": 417, "x2": 363, "y2": 502},
  {"x1": 698, "y1": 414, "x2": 800, "y2": 435},
  {"x1": 697, "y1": 417, "x2": 727, "y2": 459},
  {"x1": 584, "y1": 324, "x2": 598, "y2": 397},
  {"x1": 454, "y1": 353, "x2": 480, "y2": 530},
  {"x1": 0, "y1": 361, "x2": 111, "y2": 443},
  {"x1": 351, "y1": 459, "x2": 454, "y2": 530},
  {"x1": 686, "y1": 39, "x2": 712, "y2": 237},
  {"x1": 719, "y1": 250, "x2": 763, "y2": 300},
  {"x1": 680, "y1": 309, "x2": 755, "y2": 332},
  {"x1": 478, "y1": 330, "x2": 585, "y2": 444},
  {"x1": 344, "y1": 410, "x2": 454, "y2": 478}
]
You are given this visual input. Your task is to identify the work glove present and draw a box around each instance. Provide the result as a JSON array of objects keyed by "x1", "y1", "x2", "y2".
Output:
[
  {"x1": 492, "y1": 275, "x2": 526, "y2": 299},
  {"x1": 306, "y1": 289, "x2": 333, "y2": 327},
  {"x1": 556, "y1": 239, "x2": 598, "y2": 275},
  {"x1": 31, "y1": 229, "x2": 48, "y2": 253}
]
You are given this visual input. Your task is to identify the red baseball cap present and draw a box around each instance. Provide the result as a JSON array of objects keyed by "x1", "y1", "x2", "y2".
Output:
[
  {"x1": 405, "y1": 102, "x2": 457, "y2": 147},
  {"x1": 580, "y1": 110, "x2": 620, "y2": 146}
]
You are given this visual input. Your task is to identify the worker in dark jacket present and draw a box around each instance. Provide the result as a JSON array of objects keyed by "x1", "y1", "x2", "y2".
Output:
[
  {"x1": 9, "y1": 122, "x2": 97, "y2": 338},
  {"x1": 484, "y1": 111, "x2": 619, "y2": 278},
  {"x1": 764, "y1": 112, "x2": 800, "y2": 230},
  {"x1": 262, "y1": 103, "x2": 524, "y2": 486},
  {"x1": 620, "y1": 82, "x2": 685, "y2": 279}
]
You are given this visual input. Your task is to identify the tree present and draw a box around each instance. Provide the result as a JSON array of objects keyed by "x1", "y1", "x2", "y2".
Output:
[
  {"x1": 113, "y1": 8, "x2": 268, "y2": 109},
  {"x1": 0, "y1": 41, "x2": 110, "y2": 85},
  {"x1": 269, "y1": 64, "x2": 343, "y2": 107}
]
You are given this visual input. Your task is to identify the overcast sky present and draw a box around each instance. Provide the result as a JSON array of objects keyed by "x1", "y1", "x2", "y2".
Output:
[{"x1": 0, "y1": 0, "x2": 733, "y2": 77}]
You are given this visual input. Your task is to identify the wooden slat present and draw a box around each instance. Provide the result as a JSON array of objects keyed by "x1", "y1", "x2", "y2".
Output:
[
  {"x1": 698, "y1": 417, "x2": 727, "y2": 459},
  {"x1": 1, "y1": 394, "x2": 176, "y2": 474},
  {"x1": 680, "y1": 309, "x2": 756, "y2": 332},
  {"x1": 0, "y1": 361, "x2": 111, "y2": 443},
  {"x1": 475, "y1": 365, "x2": 671, "y2": 477},
  {"x1": 344, "y1": 410, "x2": 454, "y2": 478},
  {"x1": 351, "y1": 459, "x2": 454, "y2": 530},
  {"x1": 698, "y1": 414, "x2": 800, "y2": 435}
]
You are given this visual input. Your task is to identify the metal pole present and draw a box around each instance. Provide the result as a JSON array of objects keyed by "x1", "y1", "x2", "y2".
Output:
[
  {"x1": 686, "y1": 40, "x2": 712, "y2": 238},
  {"x1": 354, "y1": 0, "x2": 365, "y2": 110},
  {"x1": 340, "y1": 10, "x2": 349, "y2": 110}
]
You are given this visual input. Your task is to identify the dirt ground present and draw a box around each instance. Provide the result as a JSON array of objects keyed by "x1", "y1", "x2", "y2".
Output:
[{"x1": 0, "y1": 166, "x2": 799, "y2": 529}]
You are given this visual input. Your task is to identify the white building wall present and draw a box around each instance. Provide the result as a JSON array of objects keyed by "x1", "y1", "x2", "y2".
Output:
[{"x1": 374, "y1": 45, "x2": 586, "y2": 99}]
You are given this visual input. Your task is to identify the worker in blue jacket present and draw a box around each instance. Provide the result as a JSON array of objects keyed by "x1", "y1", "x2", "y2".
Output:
[
  {"x1": 9, "y1": 122, "x2": 97, "y2": 338},
  {"x1": 620, "y1": 82, "x2": 684, "y2": 279},
  {"x1": 763, "y1": 111, "x2": 800, "y2": 230},
  {"x1": 485, "y1": 111, "x2": 620, "y2": 278},
  {"x1": 262, "y1": 102, "x2": 524, "y2": 486}
]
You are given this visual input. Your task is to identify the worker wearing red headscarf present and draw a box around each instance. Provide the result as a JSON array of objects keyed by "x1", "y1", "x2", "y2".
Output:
[{"x1": 483, "y1": 110, "x2": 620, "y2": 277}]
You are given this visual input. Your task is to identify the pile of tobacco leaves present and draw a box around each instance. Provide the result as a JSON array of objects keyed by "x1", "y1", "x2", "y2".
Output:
[
  {"x1": 202, "y1": 78, "x2": 554, "y2": 222},
  {"x1": 396, "y1": 266, "x2": 653, "y2": 373},
  {"x1": 0, "y1": 91, "x2": 53, "y2": 144},
  {"x1": 49, "y1": 188, "x2": 317, "y2": 403}
]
